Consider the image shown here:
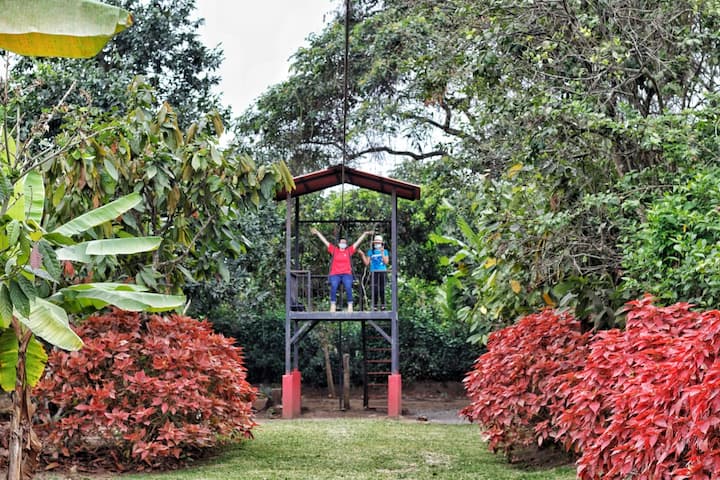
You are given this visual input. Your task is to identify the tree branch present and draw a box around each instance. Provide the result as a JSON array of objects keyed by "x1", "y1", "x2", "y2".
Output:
[{"x1": 351, "y1": 145, "x2": 446, "y2": 161}]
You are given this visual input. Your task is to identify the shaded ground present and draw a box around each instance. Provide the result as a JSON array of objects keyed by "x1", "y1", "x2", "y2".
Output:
[{"x1": 265, "y1": 380, "x2": 471, "y2": 424}]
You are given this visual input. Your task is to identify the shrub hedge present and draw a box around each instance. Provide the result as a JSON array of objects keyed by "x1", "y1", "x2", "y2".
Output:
[
  {"x1": 35, "y1": 309, "x2": 256, "y2": 471},
  {"x1": 464, "y1": 296, "x2": 720, "y2": 479}
]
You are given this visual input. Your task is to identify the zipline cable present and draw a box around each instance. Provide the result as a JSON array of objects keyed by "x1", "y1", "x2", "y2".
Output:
[
  {"x1": 339, "y1": 0, "x2": 350, "y2": 232},
  {"x1": 338, "y1": 0, "x2": 351, "y2": 412}
]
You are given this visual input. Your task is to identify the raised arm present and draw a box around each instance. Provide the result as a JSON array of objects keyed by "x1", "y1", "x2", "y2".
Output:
[
  {"x1": 353, "y1": 231, "x2": 373, "y2": 250},
  {"x1": 310, "y1": 227, "x2": 330, "y2": 248},
  {"x1": 359, "y1": 249, "x2": 370, "y2": 266}
]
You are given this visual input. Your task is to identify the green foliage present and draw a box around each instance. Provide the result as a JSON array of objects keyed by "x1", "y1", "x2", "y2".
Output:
[
  {"x1": 238, "y1": 0, "x2": 720, "y2": 336},
  {"x1": 9, "y1": 0, "x2": 225, "y2": 126},
  {"x1": 397, "y1": 279, "x2": 477, "y2": 382},
  {"x1": 434, "y1": 166, "x2": 619, "y2": 339},
  {"x1": 621, "y1": 167, "x2": 720, "y2": 307},
  {"x1": 1, "y1": 5, "x2": 191, "y2": 477},
  {"x1": 42, "y1": 79, "x2": 293, "y2": 291},
  {"x1": 183, "y1": 204, "x2": 288, "y2": 383},
  {"x1": 0, "y1": 185, "x2": 184, "y2": 391}
]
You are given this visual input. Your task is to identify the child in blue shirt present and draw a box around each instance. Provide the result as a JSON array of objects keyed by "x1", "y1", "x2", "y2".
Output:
[{"x1": 360, "y1": 235, "x2": 389, "y2": 309}]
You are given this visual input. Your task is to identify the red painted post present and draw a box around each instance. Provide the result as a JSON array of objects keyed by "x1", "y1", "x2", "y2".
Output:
[
  {"x1": 292, "y1": 369, "x2": 302, "y2": 416},
  {"x1": 388, "y1": 373, "x2": 402, "y2": 417},
  {"x1": 282, "y1": 373, "x2": 295, "y2": 419}
]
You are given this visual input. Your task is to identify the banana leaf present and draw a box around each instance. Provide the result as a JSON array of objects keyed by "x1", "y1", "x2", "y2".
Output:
[
  {"x1": 0, "y1": 0, "x2": 132, "y2": 58},
  {"x1": 16, "y1": 297, "x2": 83, "y2": 351},
  {"x1": 51, "y1": 192, "x2": 141, "y2": 237},
  {"x1": 50, "y1": 283, "x2": 185, "y2": 314},
  {"x1": 55, "y1": 236, "x2": 162, "y2": 262}
]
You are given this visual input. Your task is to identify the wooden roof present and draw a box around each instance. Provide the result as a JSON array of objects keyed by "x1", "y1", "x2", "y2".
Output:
[{"x1": 275, "y1": 164, "x2": 421, "y2": 201}]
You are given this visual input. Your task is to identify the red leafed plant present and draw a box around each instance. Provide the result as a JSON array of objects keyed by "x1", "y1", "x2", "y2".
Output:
[
  {"x1": 462, "y1": 309, "x2": 591, "y2": 456},
  {"x1": 34, "y1": 309, "x2": 256, "y2": 471},
  {"x1": 553, "y1": 295, "x2": 720, "y2": 480}
]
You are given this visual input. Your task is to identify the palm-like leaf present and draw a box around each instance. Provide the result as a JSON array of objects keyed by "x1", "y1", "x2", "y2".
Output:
[
  {"x1": 0, "y1": 329, "x2": 18, "y2": 391},
  {"x1": 0, "y1": 0, "x2": 132, "y2": 58},
  {"x1": 16, "y1": 297, "x2": 82, "y2": 351},
  {"x1": 25, "y1": 336, "x2": 48, "y2": 387},
  {"x1": 6, "y1": 171, "x2": 44, "y2": 222},
  {"x1": 51, "y1": 283, "x2": 185, "y2": 314},
  {"x1": 0, "y1": 329, "x2": 51, "y2": 392},
  {"x1": 51, "y1": 192, "x2": 141, "y2": 237},
  {"x1": 56, "y1": 237, "x2": 162, "y2": 262}
]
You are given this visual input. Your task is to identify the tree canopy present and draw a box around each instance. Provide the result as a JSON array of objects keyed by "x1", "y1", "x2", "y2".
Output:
[
  {"x1": 8, "y1": 0, "x2": 225, "y2": 126},
  {"x1": 235, "y1": 0, "x2": 720, "y2": 332}
]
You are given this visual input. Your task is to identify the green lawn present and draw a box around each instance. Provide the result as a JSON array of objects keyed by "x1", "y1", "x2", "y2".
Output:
[{"x1": 96, "y1": 419, "x2": 576, "y2": 480}]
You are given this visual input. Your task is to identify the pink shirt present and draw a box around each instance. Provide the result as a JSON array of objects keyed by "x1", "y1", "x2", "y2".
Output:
[{"x1": 328, "y1": 244, "x2": 355, "y2": 275}]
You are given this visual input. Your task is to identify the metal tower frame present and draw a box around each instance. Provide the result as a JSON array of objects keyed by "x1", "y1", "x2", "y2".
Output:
[{"x1": 275, "y1": 165, "x2": 420, "y2": 418}]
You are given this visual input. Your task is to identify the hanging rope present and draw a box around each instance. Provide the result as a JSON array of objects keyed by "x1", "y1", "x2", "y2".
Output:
[{"x1": 339, "y1": 0, "x2": 351, "y2": 230}]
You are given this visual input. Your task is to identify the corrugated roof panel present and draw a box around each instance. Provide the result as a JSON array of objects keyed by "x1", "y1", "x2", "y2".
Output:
[{"x1": 275, "y1": 164, "x2": 421, "y2": 201}]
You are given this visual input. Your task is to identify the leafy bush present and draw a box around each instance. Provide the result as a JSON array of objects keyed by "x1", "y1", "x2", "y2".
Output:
[
  {"x1": 554, "y1": 295, "x2": 720, "y2": 479},
  {"x1": 35, "y1": 309, "x2": 256, "y2": 471},
  {"x1": 621, "y1": 167, "x2": 720, "y2": 307},
  {"x1": 462, "y1": 309, "x2": 590, "y2": 455},
  {"x1": 398, "y1": 279, "x2": 477, "y2": 382}
]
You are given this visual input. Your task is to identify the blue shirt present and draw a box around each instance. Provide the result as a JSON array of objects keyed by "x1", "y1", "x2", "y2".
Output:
[{"x1": 367, "y1": 248, "x2": 388, "y2": 272}]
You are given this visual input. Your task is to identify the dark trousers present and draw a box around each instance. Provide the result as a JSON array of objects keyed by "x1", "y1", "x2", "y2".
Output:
[{"x1": 371, "y1": 271, "x2": 387, "y2": 308}]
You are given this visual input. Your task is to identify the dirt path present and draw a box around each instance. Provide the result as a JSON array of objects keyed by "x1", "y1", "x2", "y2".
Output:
[{"x1": 259, "y1": 381, "x2": 471, "y2": 424}]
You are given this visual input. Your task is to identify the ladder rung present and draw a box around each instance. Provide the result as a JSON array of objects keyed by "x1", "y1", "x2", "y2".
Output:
[
  {"x1": 366, "y1": 359, "x2": 391, "y2": 364},
  {"x1": 368, "y1": 371, "x2": 390, "y2": 376}
]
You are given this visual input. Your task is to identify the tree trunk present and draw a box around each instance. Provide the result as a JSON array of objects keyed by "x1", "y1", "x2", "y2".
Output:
[
  {"x1": 322, "y1": 343, "x2": 336, "y2": 398},
  {"x1": 342, "y1": 353, "x2": 350, "y2": 410},
  {"x1": 7, "y1": 389, "x2": 23, "y2": 480},
  {"x1": 6, "y1": 321, "x2": 38, "y2": 480}
]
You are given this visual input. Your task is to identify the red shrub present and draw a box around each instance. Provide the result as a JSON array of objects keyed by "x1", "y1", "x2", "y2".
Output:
[
  {"x1": 554, "y1": 295, "x2": 720, "y2": 480},
  {"x1": 462, "y1": 309, "x2": 591, "y2": 455},
  {"x1": 35, "y1": 309, "x2": 256, "y2": 471}
]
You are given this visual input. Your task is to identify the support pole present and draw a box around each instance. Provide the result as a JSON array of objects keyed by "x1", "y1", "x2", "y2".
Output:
[
  {"x1": 362, "y1": 321, "x2": 368, "y2": 409},
  {"x1": 282, "y1": 194, "x2": 298, "y2": 419},
  {"x1": 284, "y1": 195, "x2": 292, "y2": 374},
  {"x1": 343, "y1": 353, "x2": 351, "y2": 410},
  {"x1": 338, "y1": 320, "x2": 344, "y2": 411},
  {"x1": 391, "y1": 189, "x2": 399, "y2": 373},
  {"x1": 388, "y1": 189, "x2": 402, "y2": 418}
]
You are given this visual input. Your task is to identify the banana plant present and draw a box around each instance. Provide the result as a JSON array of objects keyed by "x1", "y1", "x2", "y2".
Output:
[
  {"x1": 0, "y1": 2, "x2": 177, "y2": 478},
  {"x1": 0, "y1": 172, "x2": 185, "y2": 478}
]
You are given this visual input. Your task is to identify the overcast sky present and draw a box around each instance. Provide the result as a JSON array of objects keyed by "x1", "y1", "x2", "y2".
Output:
[{"x1": 195, "y1": 0, "x2": 334, "y2": 117}]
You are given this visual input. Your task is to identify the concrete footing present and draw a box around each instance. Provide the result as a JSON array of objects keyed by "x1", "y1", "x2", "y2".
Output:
[{"x1": 282, "y1": 369, "x2": 302, "y2": 419}]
